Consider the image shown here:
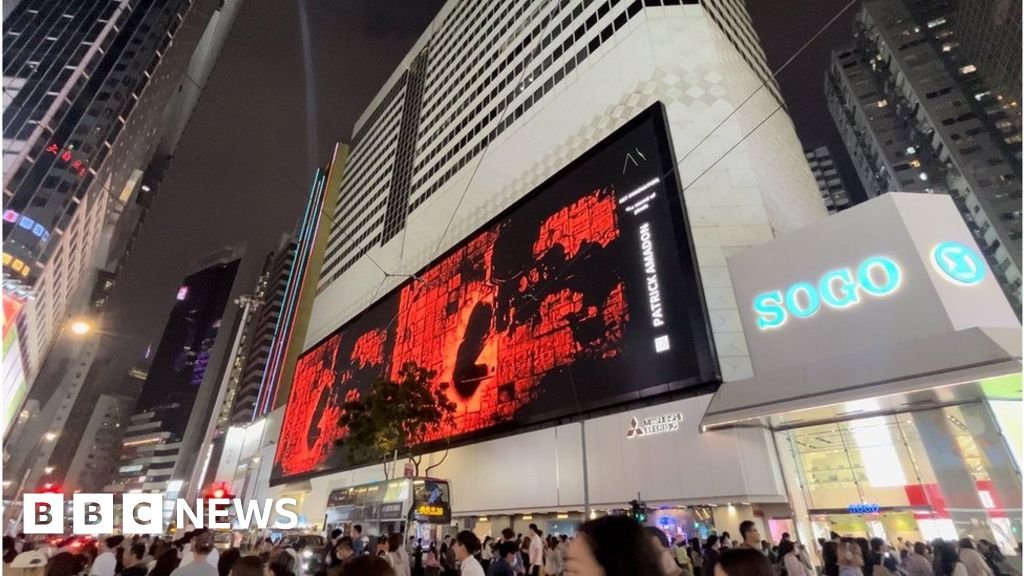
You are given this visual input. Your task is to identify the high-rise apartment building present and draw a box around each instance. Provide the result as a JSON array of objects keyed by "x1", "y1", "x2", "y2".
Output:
[
  {"x1": 1, "y1": 0, "x2": 240, "y2": 396},
  {"x1": 826, "y1": 0, "x2": 1022, "y2": 314},
  {"x1": 954, "y1": 0, "x2": 1021, "y2": 132},
  {"x1": 805, "y1": 145, "x2": 853, "y2": 214},
  {"x1": 230, "y1": 236, "x2": 297, "y2": 424},
  {"x1": 106, "y1": 252, "x2": 240, "y2": 496}
]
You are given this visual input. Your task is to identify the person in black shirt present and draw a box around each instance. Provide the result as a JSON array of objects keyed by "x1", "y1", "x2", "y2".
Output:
[{"x1": 120, "y1": 544, "x2": 148, "y2": 576}]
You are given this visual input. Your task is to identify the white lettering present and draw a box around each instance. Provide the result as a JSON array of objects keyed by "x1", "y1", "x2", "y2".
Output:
[
  {"x1": 639, "y1": 223, "x2": 664, "y2": 328},
  {"x1": 176, "y1": 499, "x2": 204, "y2": 530},
  {"x1": 233, "y1": 499, "x2": 274, "y2": 530},
  {"x1": 273, "y1": 498, "x2": 299, "y2": 529}
]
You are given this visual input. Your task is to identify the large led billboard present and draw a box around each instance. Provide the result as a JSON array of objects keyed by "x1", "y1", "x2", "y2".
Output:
[{"x1": 273, "y1": 103, "x2": 718, "y2": 483}]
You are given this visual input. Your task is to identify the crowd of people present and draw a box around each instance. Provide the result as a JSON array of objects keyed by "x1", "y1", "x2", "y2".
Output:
[{"x1": 2, "y1": 517, "x2": 1020, "y2": 576}]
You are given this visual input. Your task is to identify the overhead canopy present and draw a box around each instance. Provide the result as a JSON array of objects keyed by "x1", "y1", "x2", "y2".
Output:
[{"x1": 701, "y1": 327, "x2": 1022, "y2": 431}]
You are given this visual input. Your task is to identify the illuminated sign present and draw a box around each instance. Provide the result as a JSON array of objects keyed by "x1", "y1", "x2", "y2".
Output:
[
  {"x1": 848, "y1": 503, "x2": 880, "y2": 514},
  {"x1": 931, "y1": 241, "x2": 985, "y2": 286},
  {"x1": 754, "y1": 256, "x2": 902, "y2": 330},
  {"x1": 44, "y1": 142, "x2": 90, "y2": 177},
  {"x1": 415, "y1": 504, "x2": 444, "y2": 517},
  {"x1": 626, "y1": 412, "x2": 683, "y2": 438},
  {"x1": 272, "y1": 104, "x2": 717, "y2": 483}
]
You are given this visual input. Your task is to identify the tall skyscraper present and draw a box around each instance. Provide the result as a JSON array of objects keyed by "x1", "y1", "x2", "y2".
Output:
[
  {"x1": 106, "y1": 252, "x2": 240, "y2": 496},
  {"x1": 228, "y1": 236, "x2": 297, "y2": 424},
  {"x1": 306, "y1": 0, "x2": 821, "y2": 410},
  {"x1": 1, "y1": 0, "x2": 241, "y2": 396},
  {"x1": 826, "y1": 0, "x2": 1022, "y2": 314},
  {"x1": 805, "y1": 145, "x2": 852, "y2": 214}
]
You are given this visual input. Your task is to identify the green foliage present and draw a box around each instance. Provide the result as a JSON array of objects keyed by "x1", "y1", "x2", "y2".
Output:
[{"x1": 336, "y1": 362, "x2": 457, "y2": 475}]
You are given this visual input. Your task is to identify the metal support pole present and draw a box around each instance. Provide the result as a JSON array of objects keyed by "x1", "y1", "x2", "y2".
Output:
[{"x1": 581, "y1": 421, "x2": 590, "y2": 520}]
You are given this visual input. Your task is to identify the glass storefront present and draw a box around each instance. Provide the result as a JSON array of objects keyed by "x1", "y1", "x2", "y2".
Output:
[{"x1": 778, "y1": 401, "x2": 1022, "y2": 553}]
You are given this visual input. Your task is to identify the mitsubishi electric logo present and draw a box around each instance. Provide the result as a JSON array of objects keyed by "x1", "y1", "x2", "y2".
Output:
[
  {"x1": 626, "y1": 412, "x2": 683, "y2": 438},
  {"x1": 932, "y1": 241, "x2": 986, "y2": 286}
]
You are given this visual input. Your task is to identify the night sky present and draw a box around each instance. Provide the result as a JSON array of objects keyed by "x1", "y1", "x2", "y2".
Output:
[{"x1": 95, "y1": 0, "x2": 863, "y2": 394}]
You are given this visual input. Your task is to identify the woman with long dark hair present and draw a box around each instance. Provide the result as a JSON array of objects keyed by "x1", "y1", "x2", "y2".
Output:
[
  {"x1": 715, "y1": 548, "x2": 774, "y2": 576},
  {"x1": 934, "y1": 541, "x2": 967, "y2": 576}
]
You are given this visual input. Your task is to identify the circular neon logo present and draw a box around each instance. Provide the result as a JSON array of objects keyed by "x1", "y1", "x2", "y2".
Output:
[{"x1": 932, "y1": 241, "x2": 986, "y2": 285}]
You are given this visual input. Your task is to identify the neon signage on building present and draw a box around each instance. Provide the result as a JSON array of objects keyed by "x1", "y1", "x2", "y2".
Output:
[{"x1": 754, "y1": 256, "x2": 902, "y2": 330}]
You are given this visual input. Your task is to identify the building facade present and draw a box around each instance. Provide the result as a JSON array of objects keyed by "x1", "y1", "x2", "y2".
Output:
[
  {"x1": 106, "y1": 253, "x2": 240, "y2": 496},
  {"x1": 954, "y1": 0, "x2": 1021, "y2": 132},
  {"x1": 826, "y1": 0, "x2": 1022, "y2": 314},
  {"x1": 1, "y1": 0, "x2": 240, "y2": 397},
  {"x1": 274, "y1": 0, "x2": 823, "y2": 534},
  {"x1": 62, "y1": 393, "x2": 134, "y2": 494},
  {"x1": 231, "y1": 236, "x2": 297, "y2": 424},
  {"x1": 805, "y1": 145, "x2": 853, "y2": 214}
]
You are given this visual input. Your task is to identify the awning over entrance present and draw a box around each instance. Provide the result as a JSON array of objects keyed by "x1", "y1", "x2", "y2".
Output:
[{"x1": 701, "y1": 327, "x2": 1021, "y2": 431}]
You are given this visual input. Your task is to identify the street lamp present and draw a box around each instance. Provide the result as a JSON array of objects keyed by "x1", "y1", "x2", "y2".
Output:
[
  {"x1": 44, "y1": 466, "x2": 54, "y2": 474},
  {"x1": 43, "y1": 432, "x2": 57, "y2": 441},
  {"x1": 69, "y1": 320, "x2": 92, "y2": 336}
]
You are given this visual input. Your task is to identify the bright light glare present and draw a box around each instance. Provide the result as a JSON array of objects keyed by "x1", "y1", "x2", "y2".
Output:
[{"x1": 69, "y1": 321, "x2": 91, "y2": 335}]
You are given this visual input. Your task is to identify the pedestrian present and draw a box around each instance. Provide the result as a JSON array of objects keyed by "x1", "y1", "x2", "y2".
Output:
[
  {"x1": 231, "y1": 556, "x2": 264, "y2": 576},
  {"x1": 151, "y1": 549, "x2": 182, "y2": 576},
  {"x1": 170, "y1": 531, "x2": 218, "y2": 576},
  {"x1": 934, "y1": 542, "x2": 968, "y2": 576},
  {"x1": 715, "y1": 548, "x2": 774, "y2": 576},
  {"x1": 344, "y1": 555, "x2": 397, "y2": 576},
  {"x1": 563, "y1": 514, "x2": 662, "y2": 576},
  {"x1": 388, "y1": 534, "x2": 412, "y2": 576},
  {"x1": 542, "y1": 537, "x2": 562, "y2": 576},
  {"x1": 182, "y1": 530, "x2": 220, "y2": 569},
  {"x1": 121, "y1": 544, "x2": 150, "y2": 576},
  {"x1": 738, "y1": 522, "x2": 761, "y2": 551},
  {"x1": 645, "y1": 526, "x2": 685, "y2": 576},
  {"x1": 4, "y1": 536, "x2": 18, "y2": 564},
  {"x1": 977, "y1": 540, "x2": 1018, "y2": 576},
  {"x1": 480, "y1": 537, "x2": 493, "y2": 572},
  {"x1": 324, "y1": 530, "x2": 344, "y2": 571},
  {"x1": 328, "y1": 538, "x2": 356, "y2": 576},
  {"x1": 527, "y1": 526, "x2": 543, "y2": 576},
  {"x1": 451, "y1": 532, "x2": 483, "y2": 576},
  {"x1": 705, "y1": 536, "x2": 723, "y2": 576},
  {"x1": 838, "y1": 538, "x2": 865, "y2": 576},
  {"x1": 780, "y1": 540, "x2": 811, "y2": 576},
  {"x1": 691, "y1": 538, "x2": 705, "y2": 576},
  {"x1": 352, "y1": 526, "x2": 369, "y2": 557},
  {"x1": 866, "y1": 539, "x2": 889, "y2": 576},
  {"x1": 675, "y1": 538, "x2": 694, "y2": 576},
  {"x1": 91, "y1": 536, "x2": 124, "y2": 576},
  {"x1": 958, "y1": 541, "x2": 993, "y2": 576},
  {"x1": 488, "y1": 542, "x2": 519, "y2": 576},
  {"x1": 902, "y1": 543, "x2": 932, "y2": 576},
  {"x1": 219, "y1": 549, "x2": 242, "y2": 576},
  {"x1": 721, "y1": 534, "x2": 733, "y2": 550},
  {"x1": 425, "y1": 543, "x2": 441, "y2": 576}
]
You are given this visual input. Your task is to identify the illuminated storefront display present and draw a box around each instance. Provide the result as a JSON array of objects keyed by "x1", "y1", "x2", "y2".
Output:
[
  {"x1": 273, "y1": 105, "x2": 718, "y2": 483},
  {"x1": 2, "y1": 295, "x2": 28, "y2": 435}
]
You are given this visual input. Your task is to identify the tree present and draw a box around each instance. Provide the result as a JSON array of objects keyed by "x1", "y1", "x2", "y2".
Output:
[{"x1": 336, "y1": 362, "x2": 457, "y2": 478}]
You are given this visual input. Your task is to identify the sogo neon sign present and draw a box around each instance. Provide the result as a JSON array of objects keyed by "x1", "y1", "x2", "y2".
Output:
[{"x1": 754, "y1": 256, "x2": 902, "y2": 330}]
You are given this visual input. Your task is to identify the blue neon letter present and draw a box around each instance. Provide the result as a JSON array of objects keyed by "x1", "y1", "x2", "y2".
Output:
[
  {"x1": 785, "y1": 282, "x2": 821, "y2": 318},
  {"x1": 754, "y1": 291, "x2": 786, "y2": 330},
  {"x1": 858, "y1": 256, "x2": 901, "y2": 296},
  {"x1": 819, "y1": 268, "x2": 860, "y2": 309}
]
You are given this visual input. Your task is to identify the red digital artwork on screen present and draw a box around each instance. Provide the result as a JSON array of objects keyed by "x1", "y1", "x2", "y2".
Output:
[
  {"x1": 275, "y1": 187, "x2": 629, "y2": 478},
  {"x1": 273, "y1": 105, "x2": 718, "y2": 481}
]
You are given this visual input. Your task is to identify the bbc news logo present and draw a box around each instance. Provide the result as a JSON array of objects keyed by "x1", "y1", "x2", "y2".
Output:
[{"x1": 23, "y1": 493, "x2": 299, "y2": 534}]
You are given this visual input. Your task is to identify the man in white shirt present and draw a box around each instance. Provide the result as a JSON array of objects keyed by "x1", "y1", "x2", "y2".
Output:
[
  {"x1": 528, "y1": 524, "x2": 544, "y2": 576},
  {"x1": 180, "y1": 530, "x2": 220, "y2": 568},
  {"x1": 453, "y1": 531, "x2": 485, "y2": 576},
  {"x1": 171, "y1": 531, "x2": 218, "y2": 576},
  {"x1": 90, "y1": 536, "x2": 123, "y2": 576}
]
